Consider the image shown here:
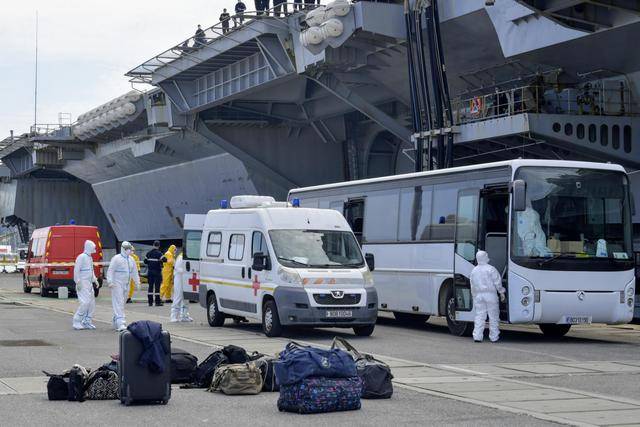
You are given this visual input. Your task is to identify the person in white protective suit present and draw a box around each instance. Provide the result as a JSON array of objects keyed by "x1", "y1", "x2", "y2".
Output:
[
  {"x1": 107, "y1": 241, "x2": 140, "y2": 331},
  {"x1": 470, "y1": 250, "x2": 506, "y2": 342},
  {"x1": 516, "y1": 200, "x2": 551, "y2": 257},
  {"x1": 72, "y1": 240, "x2": 99, "y2": 330},
  {"x1": 170, "y1": 253, "x2": 193, "y2": 322}
]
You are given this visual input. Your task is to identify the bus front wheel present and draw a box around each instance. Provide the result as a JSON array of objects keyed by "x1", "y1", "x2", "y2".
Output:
[
  {"x1": 538, "y1": 324, "x2": 571, "y2": 338},
  {"x1": 445, "y1": 287, "x2": 473, "y2": 337}
]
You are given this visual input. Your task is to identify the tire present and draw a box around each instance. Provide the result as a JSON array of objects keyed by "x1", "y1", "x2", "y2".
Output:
[
  {"x1": 393, "y1": 312, "x2": 430, "y2": 325},
  {"x1": 23, "y1": 276, "x2": 32, "y2": 293},
  {"x1": 353, "y1": 324, "x2": 375, "y2": 337},
  {"x1": 539, "y1": 324, "x2": 571, "y2": 338},
  {"x1": 262, "y1": 300, "x2": 283, "y2": 337},
  {"x1": 445, "y1": 286, "x2": 474, "y2": 337},
  {"x1": 206, "y1": 292, "x2": 225, "y2": 327}
]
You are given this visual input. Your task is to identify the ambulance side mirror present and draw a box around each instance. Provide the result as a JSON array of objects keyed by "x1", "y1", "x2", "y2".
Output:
[
  {"x1": 252, "y1": 253, "x2": 271, "y2": 272},
  {"x1": 512, "y1": 179, "x2": 527, "y2": 212},
  {"x1": 365, "y1": 253, "x2": 375, "y2": 272}
]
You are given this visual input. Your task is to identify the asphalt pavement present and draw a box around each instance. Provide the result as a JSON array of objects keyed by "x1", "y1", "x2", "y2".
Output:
[{"x1": 0, "y1": 274, "x2": 638, "y2": 426}]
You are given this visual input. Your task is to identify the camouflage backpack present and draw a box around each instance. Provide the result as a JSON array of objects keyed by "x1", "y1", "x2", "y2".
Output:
[{"x1": 208, "y1": 362, "x2": 263, "y2": 395}]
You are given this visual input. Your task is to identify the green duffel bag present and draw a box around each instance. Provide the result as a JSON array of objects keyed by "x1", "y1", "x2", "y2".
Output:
[{"x1": 208, "y1": 362, "x2": 263, "y2": 395}]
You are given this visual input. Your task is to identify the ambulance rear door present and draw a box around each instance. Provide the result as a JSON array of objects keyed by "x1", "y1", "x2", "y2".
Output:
[{"x1": 182, "y1": 214, "x2": 206, "y2": 302}]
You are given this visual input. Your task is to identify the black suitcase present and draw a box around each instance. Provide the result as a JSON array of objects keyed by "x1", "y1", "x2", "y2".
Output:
[{"x1": 119, "y1": 330, "x2": 171, "y2": 406}]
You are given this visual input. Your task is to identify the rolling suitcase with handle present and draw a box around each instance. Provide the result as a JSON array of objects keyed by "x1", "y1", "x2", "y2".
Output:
[{"x1": 119, "y1": 329, "x2": 171, "y2": 406}]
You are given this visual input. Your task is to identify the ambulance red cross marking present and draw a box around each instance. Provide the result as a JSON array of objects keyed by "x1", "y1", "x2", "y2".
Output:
[
  {"x1": 252, "y1": 275, "x2": 261, "y2": 296},
  {"x1": 188, "y1": 273, "x2": 200, "y2": 292}
]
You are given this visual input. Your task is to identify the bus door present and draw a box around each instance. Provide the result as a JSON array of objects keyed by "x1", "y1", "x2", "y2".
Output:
[
  {"x1": 478, "y1": 185, "x2": 510, "y2": 321},
  {"x1": 343, "y1": 198, "x2": 364, "y2": 245},
  {"x1": 453, "y1": 189, "x2": 480, "y2": 322}
]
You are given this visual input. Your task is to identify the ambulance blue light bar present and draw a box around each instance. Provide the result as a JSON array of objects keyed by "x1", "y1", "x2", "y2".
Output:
[
  {"x1": 220, "y1": 199, "x2": 228, "y2": 209},
  {"x1": 292, "y1": 198, "x2": 300, "y2": 207}
]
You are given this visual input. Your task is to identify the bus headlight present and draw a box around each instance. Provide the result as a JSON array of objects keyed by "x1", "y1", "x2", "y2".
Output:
[
  {"x1": 628, "y1": 298, "x2": 634, "y2": 307},
  {"x1": 521, "y1": 286, "x2": 531, "y2": 296},
  {"x1": 362, "y1": 270, "x2": 374, "y2": 287},
  {"x1": 521, "y1": 297, "x2": 530, "y2": 307},
  {"x1": 277, "y1": 267, "x2": 302, "y2": 285},
  {"x1": 627, "y1": 287, "x2": 635, "y2": 297}
]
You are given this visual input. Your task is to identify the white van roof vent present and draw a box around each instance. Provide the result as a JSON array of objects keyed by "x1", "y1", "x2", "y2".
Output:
[{"x1": 230, "y1": 195, "x2": 278, "y2": 209}]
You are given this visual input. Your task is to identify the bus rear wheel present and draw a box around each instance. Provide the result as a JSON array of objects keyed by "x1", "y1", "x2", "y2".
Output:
[
  {"x1": 393, "y1": 312, "x2": 430, "y2": 325},
  {"x1": 445, "y1": 287, "x2": 473, "y2": 337},
  {"x1": 538, "y1": 324, "x2": 571, "y2": 338}
]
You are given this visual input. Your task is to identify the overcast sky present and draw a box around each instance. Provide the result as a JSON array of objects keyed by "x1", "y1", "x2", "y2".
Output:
[{"x1": 0, "y1": 0, "x2": 243, "y2": 138}]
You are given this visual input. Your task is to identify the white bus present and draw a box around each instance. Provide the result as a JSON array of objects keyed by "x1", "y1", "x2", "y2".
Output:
[{"x1": 289, "y1": 160, "x2": 636, "y2": 337}]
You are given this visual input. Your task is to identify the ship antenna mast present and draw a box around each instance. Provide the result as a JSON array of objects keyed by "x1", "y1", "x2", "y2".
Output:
[{"x1": 34, "y1": 10, "x2": 39, "y2": 129}]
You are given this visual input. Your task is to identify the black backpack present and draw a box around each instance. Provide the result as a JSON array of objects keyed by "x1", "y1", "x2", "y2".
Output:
[
  {"x1": 170, "y1": 348, "x2": 198, "y2": 384},
  {"x1": 44, "y1": 371, "x2": 69, "y2": 401},
  {"x1": 68, "y1": 366, "x2": 87, "y2": 402},
  {"x1": 187, "y1": 351, "x2": 229, "y2": 388},
  {"x1": 222, "y1": 345, "x2": 249, "y2": 364}
]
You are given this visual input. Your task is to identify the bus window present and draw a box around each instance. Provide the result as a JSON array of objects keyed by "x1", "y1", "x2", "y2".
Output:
[
  {"x1": 398, "y1": 186, "x2": 432, "y2": 241},
  {"x1": 363, "y1": 190, "x2": 399, "y2": 242},
  {"x1": 429, "y1": 183, "x2": 459, "y2": 241}
]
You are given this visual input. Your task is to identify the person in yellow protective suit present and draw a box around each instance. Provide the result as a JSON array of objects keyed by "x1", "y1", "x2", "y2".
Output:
[
  {"x1": 126, "y1": 249, "x2": 140, "y2": 304},
  {"x1": 160, "y1": 245, "x2": 177, "y2": 302}
]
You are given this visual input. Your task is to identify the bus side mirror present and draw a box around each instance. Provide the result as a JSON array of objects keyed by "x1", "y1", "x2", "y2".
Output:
[
  {"x1": 365, "y1": 253, "x2": 375, "y2": 272},
  {"x1": 252, "y1": 253, "x2": 271, "y2": 272},
  {"x1": 512, "y1": 179, "x2": 527, "y2": 212}
]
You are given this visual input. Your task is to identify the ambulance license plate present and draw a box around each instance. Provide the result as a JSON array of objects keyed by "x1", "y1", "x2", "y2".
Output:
[
  {"x1": 326, "y1": 310, "x2": 352, "y2": 318},
  {"x1": 562, "y1": 315, "x2": 591, "y2": 325}
]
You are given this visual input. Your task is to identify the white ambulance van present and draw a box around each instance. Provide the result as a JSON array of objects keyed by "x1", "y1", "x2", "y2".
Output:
[{"x1": 197, "y1": 196, "x2": 378, "y2": 337}]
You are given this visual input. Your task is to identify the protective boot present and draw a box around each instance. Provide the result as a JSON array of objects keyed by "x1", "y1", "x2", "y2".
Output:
[
  {"x1": 148, "y1": 294, "x2": 153, "y2": 307},
  {"x1": 155, "y1": 295, "x2": 164, "y2": 306}
]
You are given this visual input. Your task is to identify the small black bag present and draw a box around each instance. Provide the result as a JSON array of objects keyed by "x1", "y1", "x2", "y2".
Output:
[
  {"x1": 43, "y1": 371, "x2": 69, "y2": 401},
  {"x1": 253, "y1": 355, "x2": 278, "y2": 392},
  {"x1": 170, "y1": 348, "x2": 198, "y2": 384},
  {"x1": 68, "y1": 366, "x2": 87, "y2": 402},
  {"x1": 222, "y1": 345, "x2": 249, "y2": 364},
  {"x1": 331, "y1": 337, "x2": 393, "y2": 399},
  {"x1": 187, "y1": 350, "x2": 229, "y2": 388}
]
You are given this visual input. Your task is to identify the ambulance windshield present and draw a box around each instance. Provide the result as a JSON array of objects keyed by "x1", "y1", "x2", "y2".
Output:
[{"x1": 269, "y1": 229, "x2": 364, "y2": 269}]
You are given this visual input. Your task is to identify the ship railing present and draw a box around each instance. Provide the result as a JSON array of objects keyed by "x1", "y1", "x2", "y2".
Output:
[
  {"x1": 29, "y1": 124, "x2": 64, "y2": 137},
  {"x1": 126, "y1": 3, "x2": 322, "y2": 85},
  {"x1": 453, "y1": 83, "x2": 637, "y2": 125}
]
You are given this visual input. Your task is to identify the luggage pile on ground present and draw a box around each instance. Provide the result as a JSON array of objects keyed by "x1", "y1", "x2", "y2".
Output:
[{"x1": 45, "y1": 319, "x2": 393, "y2": 413}]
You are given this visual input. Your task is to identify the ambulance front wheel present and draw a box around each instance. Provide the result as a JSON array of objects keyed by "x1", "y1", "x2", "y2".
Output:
[
  {"x1": 206, "y1": 292, "x2": 225, "y2": 327},
  {"x1": 353, "y1": 324, "x2": 375, "y2": 337},
  {"x1": 262, "y1": 300, "x2": 283, "y2": 337}
]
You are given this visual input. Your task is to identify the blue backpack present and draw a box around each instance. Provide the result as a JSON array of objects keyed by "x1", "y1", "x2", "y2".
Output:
[{"x1": 274, "y1": 342, "x2": 357, "y2": 386}]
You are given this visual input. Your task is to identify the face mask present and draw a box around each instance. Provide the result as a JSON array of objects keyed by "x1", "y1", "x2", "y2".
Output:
[{"x1": 124, "y1": 249, "x2": 132, "y2": 257}]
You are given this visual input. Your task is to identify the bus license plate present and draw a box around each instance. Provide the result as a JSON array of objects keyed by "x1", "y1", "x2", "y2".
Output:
[
  {"x1": 562, "y1": 315, "x2": 592, "y2": 325},
  {"x1": 326, "y1": 310, "x2": 352, "y2": 318},
  {"x1": 52, "y1": 270, "x2": 68, "y2": 275}
]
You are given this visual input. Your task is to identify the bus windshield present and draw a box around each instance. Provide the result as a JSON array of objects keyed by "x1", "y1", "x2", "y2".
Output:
[
  {"x1": 511, "y1": 167, "x2": 633, "y2": 270},
  {"x1": 269, "y1": 229, "x2": 364, "y2": 269}
]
